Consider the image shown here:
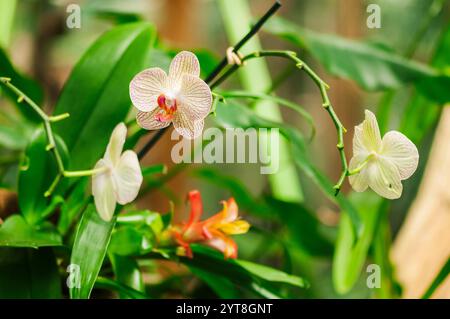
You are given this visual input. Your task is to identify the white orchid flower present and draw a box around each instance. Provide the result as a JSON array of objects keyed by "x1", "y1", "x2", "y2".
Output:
[
  {"x1": 92, "y1": 123, "x2": 143, "y2": 221},
  {"x1": 349, "y1": 110, "x2": 419, "y2": 199},
  {"x1": 129, "y1": 51, "x2": 212, "y2": 139}
]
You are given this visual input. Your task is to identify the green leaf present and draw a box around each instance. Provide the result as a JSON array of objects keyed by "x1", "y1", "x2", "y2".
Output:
[
  {"x1": 0, "y1": 125, "x2": 28, "y2": 150},
  {"x1": 70, "y1": 204, "x2": 116, "y2": 299},
  {"x1": 109, "y1": 254, "x2": 145, "y2": 299},
  {"x1": 53, "y1": 22, "x2": 155, "y2": 170},
  {"x1": 179, "y1": 245, "x2": 308, "y2": 298},
  {"x1": 421, "y1": 257, "x2": 450, "y2": 299},
  {"x1": 265, "y1": 17, "x2": 450, "y2": 101},
  {"x1": 0, "y1": 215, "x2": 62, "y2": 248},
  {"x1": 0, "y1": 47, "x2": 43, "y2": 122},
  {"x1": 108, "y1": 226, "x2": 153, "y2": 256},
  {"x1": 57, "y1": 178, "x2": 89, "y2": 235},
  {"x1": 236, "y1": 259, "x2": 309, "y2": 288},
  {"x1": 0, "y1": 247, "x2": 61, "y2": 298},
  {"x1": 332, "y1": 192, "x2": 383, "y2": 294},
  {"x1": 117, "y1": 209, "x2": 164, "y2": 236},
  {"x1": 189, "y1": 266, "x2": 242, "y2": 298},
  {"x1": 401, "y1": 23, "x2": 450, "y2": 143},
  {"x1": 18, "y1": 128, "x2": 69, "y2": 225}
]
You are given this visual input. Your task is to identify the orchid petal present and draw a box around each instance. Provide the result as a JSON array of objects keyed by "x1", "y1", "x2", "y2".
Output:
[
  {"x1": 92, "y1": 159, "x2": 116, "y2": 221},
  {"x1": 367, "y1": 158, "x2": 402, "y2": 199},
  {"x1": 173, "y1": 114, "x2": 204, "y2": 140},
  {"x1": 178, "y1": 74, "x2": 212, "y2": 120},
  {"x1": 348, "y1": 154, "x2": 369, "y2": 192},
  {"x1": 136, "y1": 110, "x2": 171, "y2": 130},
  {"x1": 112, "y1": 150, "x2": 143, "y2": 205},
  {"x1": 130, "y1": 67, "x2": 167, "y2": 112},
  {"x1": 104, "y1": 122, "x2": 127, "y2": 166},
  {"x1": 381, "y1": 131, "x2": 419, "y2": 180},
  {"x1": 353, "y1": 110, "x2": 382, "y2": 154},
  {"x1": 168, "y1": 51, "x2": 200, "y2": 85}
]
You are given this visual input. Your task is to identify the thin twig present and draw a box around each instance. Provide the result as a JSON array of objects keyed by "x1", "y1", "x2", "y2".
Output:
[{"x1": 210, "y1": 50, "x2": 349, "y2": 194}]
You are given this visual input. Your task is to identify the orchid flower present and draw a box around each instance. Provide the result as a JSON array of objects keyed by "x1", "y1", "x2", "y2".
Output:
[
  {"x1": 349, "y1": 110, "x2": 419, "y2": 199},
  {"x1": 92, "y1": 123, "x2": 143, "y2": 221},
  {"x1": 162, "y1": 190, "x2": 250, "y2": 259},
  {"x1": 129, "y1": 51, "x2": 212, "y2": 139}
]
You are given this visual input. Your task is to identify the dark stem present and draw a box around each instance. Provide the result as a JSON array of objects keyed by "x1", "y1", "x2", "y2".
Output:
[
  {"x1": 137, "y1": 127, "x2": 169, "y2": 160},
  {"x1": 137, "y1": 1, "x2": 282, "y2": 160},
  {"x1": 204, "y1": 0, "x2": 282, "y2": 84}
]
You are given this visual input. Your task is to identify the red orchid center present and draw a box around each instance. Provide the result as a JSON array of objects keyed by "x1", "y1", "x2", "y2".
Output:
[{"x1": 155, "y1": 94, "x2": 177, "y2": 122}]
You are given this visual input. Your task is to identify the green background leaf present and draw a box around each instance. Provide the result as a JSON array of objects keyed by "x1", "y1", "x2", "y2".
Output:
[
  {"x1": 0, "y1": 247, "x2": 61, "y2": 298},
  {"x1": 70, "y1": 204, "x2": 116, "y2": 299},
  {"x1": 53, "y1": 22, "x2": 155, "y2": 170}
]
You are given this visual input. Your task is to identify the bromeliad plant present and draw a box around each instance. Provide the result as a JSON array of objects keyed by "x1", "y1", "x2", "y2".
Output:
[{"x1": 1, "y1": 0, "x2": 440, "y2": 300}]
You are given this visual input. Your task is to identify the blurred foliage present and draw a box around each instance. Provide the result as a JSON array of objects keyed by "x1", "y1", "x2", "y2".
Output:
[{"x1": 0, "y1": 0, "x2": 448, "y2": 299}]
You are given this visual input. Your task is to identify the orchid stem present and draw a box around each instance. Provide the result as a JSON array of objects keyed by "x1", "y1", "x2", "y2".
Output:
[
  {"x1": 210, "y1": 50, "x2": 349, "y2": 195},
  {"x1": 0, "y1": 77, "x2": 105, "y2": 197},
  {"x1": 64, "y1": 166, "x2": 109, "y2": 177}
]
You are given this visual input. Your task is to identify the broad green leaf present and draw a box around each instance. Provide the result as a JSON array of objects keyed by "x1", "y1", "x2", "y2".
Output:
[
  {"x1": 18, "y1": 128, "x2": 69, "y2": 225},
  {"x1": 214, "y1": 101, "x2": 361, "y2": 234},
  {"x1": 332, "y1": 192, "x2": 383, "y2": 294},
  {"x1": 0, "y1": 247, "x2": 61, "y2": 298},
  {"x1": 0, "y1": 125, "x2": 28, "y2": 150},
  {"x1": 236, "y1": 259, "x2": 309, "y2": 288},
  {"x1": 117, "y1": 209, "x2": 164, "y2": 236},
  {"x1": 0, "y1": 47, "x2": 43, "y2": 122},
  {"x1": 265, "y1": 17, "x2": 450, "y2": 102},
  {"x1": 108, "y1": 226, "x2": 153, "y2": 256},
  {"x1": 57, "y1": 178, "x2": 89, "y2": 235},
  {"x1": 70, "y1": 204, "x2": 116, "y2": 299},
  {"x1": 0, "y1": 215, "x2": 62, "y2": 248},
  {"x1": 372, "y1": 202, "x2": 400, "y2": 298},
  {"x1": 53, "y1": 22, "x2": 155, "y2": 170},
  {"x1": 401, "y1": 23, "x2": 450, "y2": 143},
  {"x1": 109, "y1": 254, "x2": 145, "y2": 299},
  {"x1": 189, "y1": 266, "x2": 242, "y2": 298},
  {"x1": 422, "y1": 257, "x2": 450, "y2": 299},
  {"x1": 180, "y1": 245, "x2": 308, "y2": 298}
]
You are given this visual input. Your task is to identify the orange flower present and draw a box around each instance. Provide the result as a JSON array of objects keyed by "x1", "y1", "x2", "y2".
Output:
[{"x1": 166, "y1": 190, "x2": 250, "y2": 259}]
